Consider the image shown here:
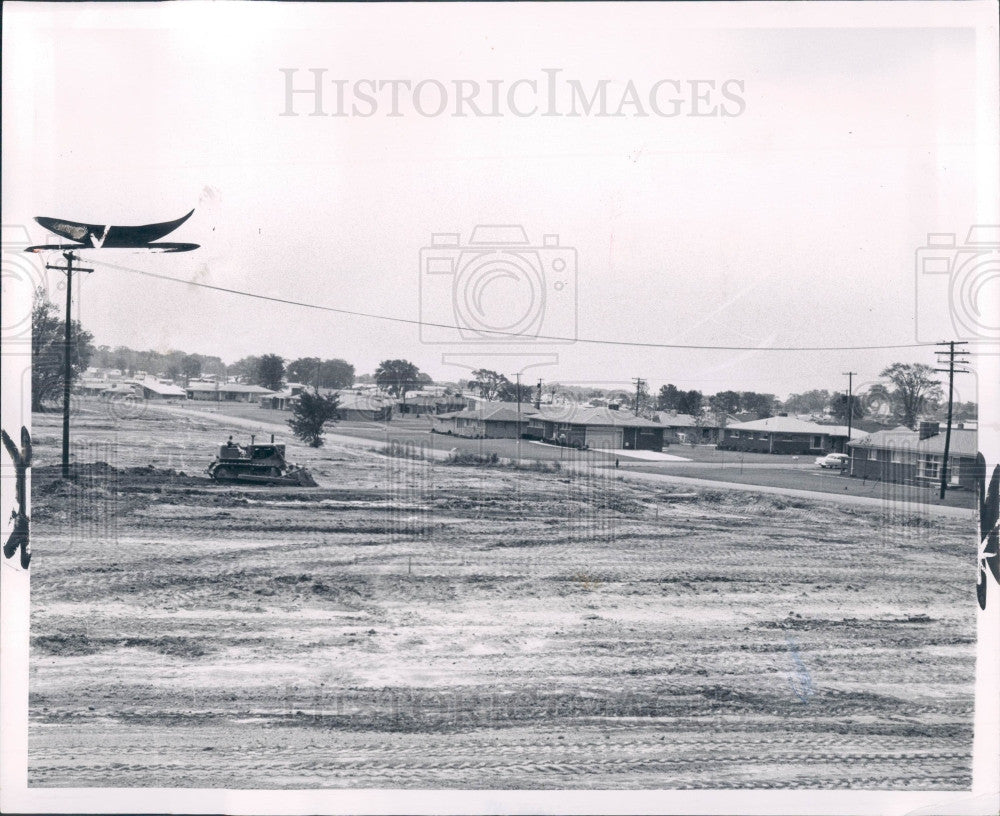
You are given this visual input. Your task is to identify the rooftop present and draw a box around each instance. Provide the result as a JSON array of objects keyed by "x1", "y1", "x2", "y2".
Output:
[
  {"x1": 437, "y1": 402, "x2": 538, "y2": 423},
  {"x1": 186, "y1": 382, "x2": 275, "y2": 394},
  {"x1": 848, "y1": 426, "x2": 978, "y2": 457},
  {"x1": 532, "y1": 405, "x2": 664, "y2": 429},
  {"x1": 726, "y1": 415, "x2": 857, "y2": 437}
]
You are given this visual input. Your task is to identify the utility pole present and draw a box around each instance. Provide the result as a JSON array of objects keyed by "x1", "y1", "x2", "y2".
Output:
[
  {"x1": 44, "y1": 251, "x2": 93, "y2": 478},
  {"x1": 935, "y1": 341, "x2": 970, "y2": 500},
  {"x1": 632, "y1": 377, "x2": 646, "y2": 417},
  {"x1": 515, "y1": 372, "x2": 522, "y2": 462},
  {"x1": 535, "y1": 379, "x2": 542, "y2": 410},
  {"x1": 842, "y1": 371, "x2": 857, "y2": 443}
]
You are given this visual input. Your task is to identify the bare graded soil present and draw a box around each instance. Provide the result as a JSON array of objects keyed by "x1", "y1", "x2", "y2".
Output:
[{"x1": 28, "y1": 407, "x2": 975, "y2": 788}]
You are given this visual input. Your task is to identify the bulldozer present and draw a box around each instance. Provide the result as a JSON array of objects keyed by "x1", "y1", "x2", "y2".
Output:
[{"x1": 207, "y1": 434, "x2": 317, "y2": 486}]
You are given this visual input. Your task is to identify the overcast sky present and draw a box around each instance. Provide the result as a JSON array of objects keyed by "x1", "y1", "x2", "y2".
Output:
[{"x1": 3, "y1": 3, "x2": 995, "y2": 401}]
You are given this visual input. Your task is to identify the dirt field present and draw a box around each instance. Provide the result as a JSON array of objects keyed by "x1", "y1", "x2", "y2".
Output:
[{"x1": 27, "y1": 404, "x2": 975, "y2": 788}]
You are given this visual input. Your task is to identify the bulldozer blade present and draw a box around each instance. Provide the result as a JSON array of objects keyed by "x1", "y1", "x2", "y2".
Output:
[{"x1": 294, "y1": 469, "x2": 318, "y2": 487}]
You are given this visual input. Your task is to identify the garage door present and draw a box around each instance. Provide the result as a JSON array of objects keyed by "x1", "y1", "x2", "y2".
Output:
[{"x1": 586, "y1": 428, "x2": 622, "y2": 449}]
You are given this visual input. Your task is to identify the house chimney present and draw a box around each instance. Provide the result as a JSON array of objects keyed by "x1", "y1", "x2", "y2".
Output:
[{"x1": 918, "y1": 420, "x2": 940, "y2": 440}]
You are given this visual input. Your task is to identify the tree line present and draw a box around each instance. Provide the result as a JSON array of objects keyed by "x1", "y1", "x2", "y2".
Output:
[{"x1": 30, "y1": 289, "x2": 975, "y2": 431}]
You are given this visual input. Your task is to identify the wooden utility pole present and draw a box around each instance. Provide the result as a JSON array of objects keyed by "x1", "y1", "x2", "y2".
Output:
[
  {"x1": 843, "y1": 371, "x2": 857, "y2": 443},
  {"x1": 515, "y1": 372, "x2": 522, "y2": 462},
  {"x1": 535, "y1": 379, "x2": 542, "y2": 410},
  {"x1": 935, "y1": 341, "x2": 969, "y2": 499},
  {"x1": 632, "y1": 377, "x2": 646, "y2": 417},
  {"x1": 44, "y1": 251, "x2": 93, "y2": 478}
]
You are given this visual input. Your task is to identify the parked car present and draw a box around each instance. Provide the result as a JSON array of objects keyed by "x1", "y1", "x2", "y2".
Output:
[{"x1": 815, "y1": 452, "x2": 849, "y2": 469}]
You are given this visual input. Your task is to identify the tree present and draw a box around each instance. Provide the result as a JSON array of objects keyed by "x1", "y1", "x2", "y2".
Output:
[
  {"x1": 783, "y1": 389, "x2": 831, "y2": 415},
  {"x1": 629, "y1": 381, "x2": 651, "y2": 414},
  {"x1": 287, "y1": 357, "x2": 355, "y2": 389},
  {"x1": 375, "y1": 359, "x2": 422, "y2": 398},
  {"x1": 880, "y1": 363, "x2": 943, "y2": 429},
  {"x1": 658, "y1": 384, "x2": 681, "y2": 411},
  {"x1": 709, "y1": 390, "x2": 742, "y2": 415},
  {"x1": 861, "y1": 383, "x2": 894, "y2": 421},
  {"x1": 829, "y1": 393, "x2": 865, "y2": 424},
  {"x1": 256, "y1": 354, "x2": 285, "y2": 392},
  {"x1": 470, "y1": 369, "x2": 511, "y2": 401},
  {"x1": 740, "y1": 392, "x2": 776, "y2": 419},
  {"x1": 229, "y1": 355, "x2": 259, "y2": 381},
  {"x1": 499, "y1": 380, "x2": 535, "y2": 403},
  {"x1": 180, "y1": 354, "x2": 202, "y2": 384},
  {"x1": 677, "y1": 390, "x2": 703, "y2": 415},
  {"x1": 31, "y1": 288, "x2": 94, "y2": 412},
  {"x1": 288, "y1": 390, "x2": 340, "y2": 447}
]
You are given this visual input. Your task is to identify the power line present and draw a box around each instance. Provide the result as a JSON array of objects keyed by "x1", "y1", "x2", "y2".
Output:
[{"x1": 90, "y1": 256, "x2": 936, "y2": 353}]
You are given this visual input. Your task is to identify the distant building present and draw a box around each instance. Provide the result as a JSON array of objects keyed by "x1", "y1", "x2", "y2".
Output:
[
  {"x1": 655, "y1": 412, "x2": 730, "y2": 445},
  {"x1": 186, "y1": 382, "x2": 275, "y2": 403},
  {"x1": 432, "y1": 402, "x2": 535, "y2": 438},
  {"x1": 131, "y1": 379, "x2": 187, "y2": 401},
  {"x1": 261, "y1": 384, "x2": 307, "y2": 411},
  {"x1": 263, "y1": 386, "x2": 394, "y2": 421},
  {"x1": 847, "y1": 421, "x2": 978, "y2": 490},
  {"x1": 336, "y1": 391, "x2": 394, "y2": 422},
  {"x1": 525, "y1": 406, "x2": 665, "y2": 451},
  {"x1": 718, "y1": 415, "x2": 856, "y2": 455},
  {"x1": 397, "y1": 391, "x2": 470, "y2": 416}
]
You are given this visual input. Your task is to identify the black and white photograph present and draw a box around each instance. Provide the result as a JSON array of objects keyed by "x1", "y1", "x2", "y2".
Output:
[{"x1": 1, "y1": 2, "x2": 998, "y2": 814}]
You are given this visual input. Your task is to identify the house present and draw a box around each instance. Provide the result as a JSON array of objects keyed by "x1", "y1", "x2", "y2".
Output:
[
  {"x1": 655, "y1": 412, "x2": 729, "y2": 445},
  {"x1": 847, "y1": 421, "x2": 978, "y2": 490},
  {"x1": 76, "y1": 379, "x2": 115, "y2": 397},
  {"x1": 432, "y1": 402, "x2": 536, "y2": 438},
  {"x1": 397, "y1": 390, "x2": 470, "y2": 416},
  {"x1": 263, "y1": 387, "x2": 394, "y2": 421},
  {"x1": 186, "y1": 381, "x2": 275, "y2": 403},
  {"x1": 525, "y1": 406, "x2": 665, "y2": 451},
  {"x1": 131, "y1": 379, "x2": 187, "y2": 401},
  {"x1": 335, "y1": 391, "x2": 394, "y2": 422},
  {"x1": 718, "y1": 415, "x2": 856, "y2": 455},
  {"x1": 261, "y1": 384, "x2": 307, "y2": 410}
]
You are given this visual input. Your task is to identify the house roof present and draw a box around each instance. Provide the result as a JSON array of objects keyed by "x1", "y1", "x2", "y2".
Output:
[
  {"x1": 917, "y1": 429, "x2": 978, "y2": 457},
  {"x1": 132, "y1": 380, "x2": 186, "y2": 396},
  {"x1": 186, "y1": 382, "x2": 275, "y2": 394},
  {"x1": 847, "y1": 425, "x2": 919, "y2": 448},
  {"x1": 532, "y1": 405, "x2": 664, "y2": 429},
  {"x1": 726, "y1": 415, "x2": 857, "y2": 437},
  {"x1": 437, "y1": 402, "x2": 537, "y2": 423},
  {"x1": 335, "y1": 391, "x2": 393, "y2": 411},
  {"x1": 849, "y1": 427, "x2": 978, "y2": 457},
  {"x1": 654, "y1": 412, "x2": 726, "y2": 429}
]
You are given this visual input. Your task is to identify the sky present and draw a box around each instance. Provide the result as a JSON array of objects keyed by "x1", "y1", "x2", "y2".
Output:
[{"x1": 3, "y1": 3, "x2": 996, "y2": 402}]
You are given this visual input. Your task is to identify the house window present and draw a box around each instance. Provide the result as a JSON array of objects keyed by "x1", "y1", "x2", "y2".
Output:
[
  {"x1": 868, "y1": 448, "x2": 878, "y2": 461},
  {"x1": 811, "y1": 435, "x2": 823, "y2": 450},
  {"x1": 891, "y1": 449, "x2": 902, "y2": 464},
  {"x1": 918, "y1": 456, "x2": 939, "y2": 479}
]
